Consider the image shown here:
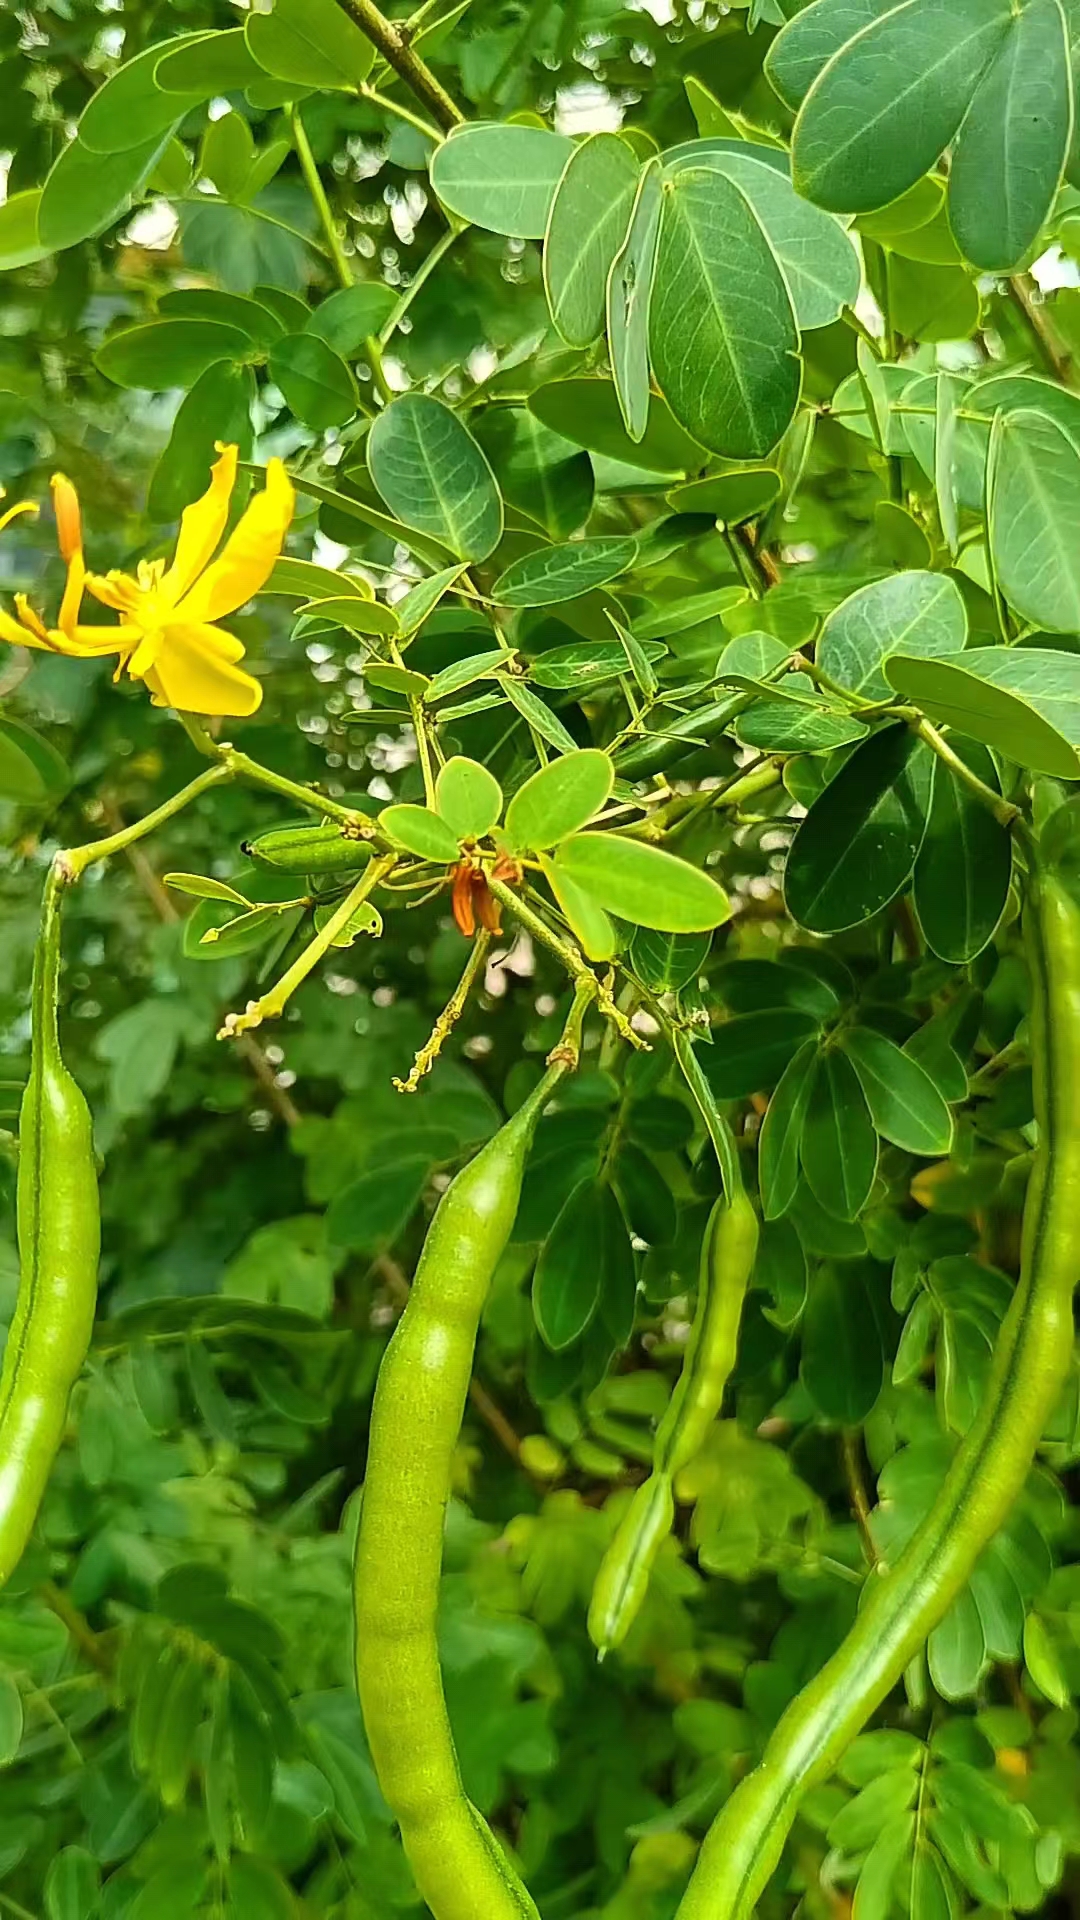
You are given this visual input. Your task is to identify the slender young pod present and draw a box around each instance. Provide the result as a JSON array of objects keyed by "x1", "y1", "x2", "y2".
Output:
[
  {"x1": 675, "y1": 843, "x2": 1080, "y2": 1920},
  {"x1": 588, "y1": 1035, "x2": 759, "y2": 1655},
  {"x1": 0, "y1": 864, "x2": 99, "y2": 1586},
  {"x1": 354, "y1": 994, "x2": 589, "y2": 1920}
]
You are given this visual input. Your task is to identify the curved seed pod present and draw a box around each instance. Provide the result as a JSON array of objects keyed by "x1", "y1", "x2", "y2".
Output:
[
  {"x1": 0, "y1": 867, "x2": 99, "y2": 1587},
  {"x1": 675, "y1": 850, "x2": 1080, "y2": 1920},
  {"x1": 354, "y1": 1043, "x2": 583, "y2": 1920}
]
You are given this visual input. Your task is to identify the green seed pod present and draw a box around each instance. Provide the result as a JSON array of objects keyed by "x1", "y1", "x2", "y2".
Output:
[{"x1": 244, "y1": 821, "x2": 372, "y2": 875}]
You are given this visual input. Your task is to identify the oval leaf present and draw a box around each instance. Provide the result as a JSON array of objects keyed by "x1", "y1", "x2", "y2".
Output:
[
  {"x1": 434, "y1": 758, "x2": 502, "y2": 841},
  {"x1": 554, "y1": 834, "x2": 731, "y2": 932},
  {"x1": 378, "y1": 804, "x2": 461, "y2": 863},
  {"x1": 367, "y1": 394, "x2": 503, "y2": 563},
  {"x1": 842, "y1": 1027, "x2": 954, "y2": 1156},
  {"x1": 504, "y1": 750, "x2": 614, "y2": 852},
  {"x1": 784, "y1": 725, "x2": 932, "y2": 933}
]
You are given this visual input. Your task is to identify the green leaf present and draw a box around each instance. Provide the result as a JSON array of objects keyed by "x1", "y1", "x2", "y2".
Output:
[
  {"x1": 886, "y1": 649, "x2": 1080, "y2": 779},
  {"x1": 989, "y1": 408, "x2": 1080, "y2": 634},
  {"x1": 434, "y1": 758, "x2": 502, "y2": 840},
  {"x1": 554, "y1": 834, "x2": 731, "y2": 932},
  {"x1": 44, "y1": 1846, "x2": 101, "y2": 1920},
  {"x1": 39, "y1": 131, "x2": 174, "y2": 252},
  {"x1": 301, "y1": 596, "x2": 399, "y2": 638},
  {"x1": 801, "y1": 1260, "x2": 884, "y2": 1420},
  {"x1": 666, "y1": 469, "x2": 782, "y2": 525},
  {"x1": 531, "y1": 639, "x2": 665, "y2": 692},
  {"x1": 245, "y1": 0, "x2": 375, "y2": 89},
  {"x1": 378, "y1": 804, "x2": 461, "y2": 863},
  {"x1": 265, "y1": 556, "x2": 373, "y2": 600},
  {"x1": 530, "y1": 375, "x2": 706, "y2": 474},
  {"x1": 148, "y1": 360, "x2": 255, "y2": 523},
  {"x1": 396, "y1": 564, "x2": 466, "y2": 635},
  {"x1": 608, "y1": 159, "x2": 664, "y2": 441},
  {"x1": 817, "y1": 570, "x2": 967, "y2": 703},
  {"x1": 736, "y1": 676, "x2": 868, "y2": 754},
  {"x1": 306, "y1": 283, "x2": 396, "y2": 354},
  {"x1": 0, "y1": 191, "x2": 50, "y2": 271},
  {"x1": 96, "y1": 320, "x2": 251, "y2": 391},
  {"x1": 888, "y1": 256, "x2": 980, "y2": 343},
  {"x1": 785, "y1": 726, "x2": 932, "y2": 933},
  {"x1": 538, "y1": 853, "x2": 618, "y2": 961},
  {"x1": 913, "y1": 742, "x2": 1012, "y2": 963},
  {"x1": 651, "y1": 165, "x2": 800, "y2": 459},
  {"x1": 628, "y1": 928, "x2": 711, "y2": 993},
  {"x1": 800, "y1": 1048, "x2": 878, "y2": 1220},
  {"x1": 0, "y1": 720, "x2": 70, "y2": 805},
  {"x1": 429, "y1": 124, "x2": 575, "y2": 238},
  {"x1": 156, "y1": 27, "x2": 265, "y2": 93},
  {"x1": 765, "y1": 0, "x2": 893, "y2": 110},
  {"x1": 1024, "y1": 1611, "x2": 1071, "y2": 1708},
  {"x1": 326, "y1": 1159, "x2": 431, "y2": 1249},
  {"x1": 164, "y1": 873, "x2": 253, "y2": 907},
  {"x1": 158, "y1": 287, "x2": 284, "y2": 349},
  {"x1": 367, "y1": 394, "x2": 503, "y2": 563},
  {"x1": 475, "y1": 409, "x2": 594, "y2": 541},
  {"x1": 791, "y1": 0, "x2": 1011, "y2": 214},
  {"x1": 948, "y1": 0, "x2": 1071, "y2": 272},
  {"x1": 78, "y1": 34, "x2": 207, "y2": 154},
  {"x1": 499, "y1": 676, "x2": 580, "y2": 753},
  {"x1": 842, "y1": 1027, "x2": 953, "y2": 1155},
  {"x1": 286, "y1": 468, "x2": 456, "y2": 569},
  {"x1": 666, "y1": 142, "x2": 861, "y2": 331},
  {"x1": 544, "y1": 132, "x2": 640, "y2": 347},
  {"x1": 0, "y1": 1676, "x2": 22, "y2": 1769},
  {"x1": 493, "y1": 536, "x2": 636, "y2": 607},
  {"x1": 504, "y1": 750, "x2": 614, "y2": 852},
  {"x1": 533, "y1": 1180, "x2": 606, "y2": 1349},
  {"x1": 704, "y1": 1010, "x2": 821, "y2": 1100},
  {"x1": 199, "y1": 109, "x2": 257, "y2": 199},
  {"x1": 425, "y1": 648, "x2": 506, "y2": 702},
  {"x1": 758, "y1": 1042, "x2": 819, "y2": 1219},
  {"x1": 268, "y1": 333, "x2": 358, "y2": 429}
]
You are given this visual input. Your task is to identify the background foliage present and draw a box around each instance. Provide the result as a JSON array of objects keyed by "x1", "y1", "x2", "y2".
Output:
[{"x1": 4, "y1": 0, "x2": 1080, "y2": 1915}]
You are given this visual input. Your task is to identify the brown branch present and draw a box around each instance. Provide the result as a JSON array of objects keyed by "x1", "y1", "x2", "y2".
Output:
[{"x1": 330, "y1": 0, "x2": 464, "y2": 129}]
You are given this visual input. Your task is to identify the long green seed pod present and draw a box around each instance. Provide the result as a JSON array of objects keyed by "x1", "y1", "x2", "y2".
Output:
[
  {"x1": 0, "y1": 864, "x2": 99, "y2": 1586},
  {"x1": 675, "y1": 850, "x2": 1080, "y2": 1920},
  {"x1": 588, "y1": 1035, "x2": 759, "y2": 1656},
  {"x1": 354, "y1": 1028, "x2": 584, "y2": 1920}
]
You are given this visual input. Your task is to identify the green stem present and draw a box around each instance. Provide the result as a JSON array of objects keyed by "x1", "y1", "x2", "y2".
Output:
[
  {"x1": 328, "y1": 0, "x2": 465, "y2": 128},
  {"x1": 914, "y1": 718, "x2": 1020, "y2": 829},
  {"x1": 409, "y1": 696, "x2": 437, "y2": 806},
  {"x1": 219, "y1": 853, "x2": 398, "y2": 1037},
  {"x1": 360, "y1": 81, "x2": 441, "y2": 142},
  {"x1": 378, "y1": 224, "x2": 463, "y2": 345},
  {"x1": 290, "y1": 103, "x2": 391, "y2": 403},
  {"x1": 672, "y1": 1027, "x2": 743, "y2": 1200},
  {"x1": 486, "y1": 876, "x2": 643, "y2": 1050},
  {"x1": 290, "y1": 104, "x2": 352, "y2": 291},
  {"x1": 181, "y1": 719, "x2": 384, "y2": 840},
  {"x1": 58, "y1": 764, "x2": 232, "y2": 883}
]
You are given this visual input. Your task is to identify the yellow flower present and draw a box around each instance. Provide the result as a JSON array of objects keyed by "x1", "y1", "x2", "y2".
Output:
[{"x1": 0, "y1": 446, "x2": 295, "y2": 719}]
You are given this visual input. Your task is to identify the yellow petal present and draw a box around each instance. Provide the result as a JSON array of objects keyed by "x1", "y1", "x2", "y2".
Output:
[
  {"x1": 86, "y1": 570, "x2": 142, "y2": 617},
  {"x1": 160, "y1": 443, "x2": 239, "y2": 607},
  {"x1": 0, "y1": 498, "x2": 37, "y2": 536},
  {"x1": 173, "y1": 458, "x2": 295, "y2": 624},
  {"x1": 50, "y1": 474, "x2": 82, "y2": 562},
  {"x1": 0, "y1": 605, "x2": 50, "y2": 649},
  {"x1": 130, "y1": 621, "x2": 262, "y2": 717},
  {"x1": 58, "y1": 548, "x2": 87, "y2": 637}
]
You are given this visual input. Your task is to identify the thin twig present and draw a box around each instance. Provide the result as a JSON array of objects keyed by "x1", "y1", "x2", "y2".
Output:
[
  {"x1": 1007, "y1": 276, "x2": 1077, "y2": 389},
  {"x1": 329, "y1": 0, "x2": 464, "y2": 128},
  {"x1": 841, "y1": 1430, "x2": 878, "y2": 1569},
  {"x1": 40, "y1": 1579, "x2": 113, "y2": 1674}
]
